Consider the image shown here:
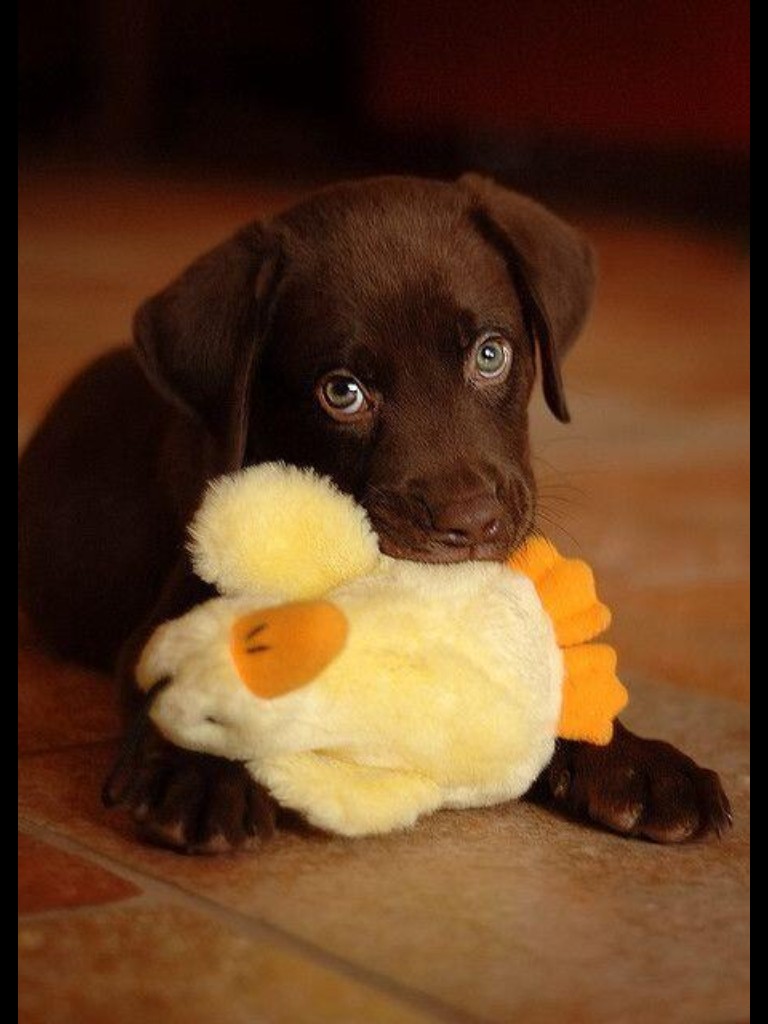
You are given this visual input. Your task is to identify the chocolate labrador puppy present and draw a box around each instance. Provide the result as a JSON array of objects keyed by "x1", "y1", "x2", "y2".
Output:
[{"x1": 18, "y1": 174, "x2": 731, "y2": 851}]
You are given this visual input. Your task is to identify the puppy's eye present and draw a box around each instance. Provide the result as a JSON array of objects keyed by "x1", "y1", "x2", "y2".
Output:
[
  {"x1": 316, "y1": 372, "x2": 373, "y2": 422},
  {"x1": 466, "y1": 334, "x2": 512, "y2": 385}
]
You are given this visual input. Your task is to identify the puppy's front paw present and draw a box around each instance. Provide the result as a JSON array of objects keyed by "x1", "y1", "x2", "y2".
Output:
[
  {"x1": 534, "y1": 722, "x2": 732, "y2": 843},
  {"x1": 106, "y1": 730, "x2": 277, "y2": 854}
]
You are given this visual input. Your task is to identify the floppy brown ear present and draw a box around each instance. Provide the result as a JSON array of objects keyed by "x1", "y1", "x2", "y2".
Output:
[
  {"x1": 459, "y1": 173, "x2": 596, "y2": 422},
  {"x1": 133, "y1": 223, "x2": 282, "y2": 466}
]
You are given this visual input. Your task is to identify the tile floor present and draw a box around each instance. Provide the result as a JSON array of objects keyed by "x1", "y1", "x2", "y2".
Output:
[{"x1": 19, "y1": 168, "x2": 749, "y2": 1023}]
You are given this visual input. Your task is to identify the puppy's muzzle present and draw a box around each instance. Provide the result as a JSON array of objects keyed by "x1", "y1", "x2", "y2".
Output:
[{"x1": 365, "y1": 481, "x2": 533, "y2": 564}]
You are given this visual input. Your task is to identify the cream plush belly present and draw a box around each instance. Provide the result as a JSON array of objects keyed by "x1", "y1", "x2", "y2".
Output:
[{"x1": 257, "y1": 561, "x2": 562, "y2": 813}]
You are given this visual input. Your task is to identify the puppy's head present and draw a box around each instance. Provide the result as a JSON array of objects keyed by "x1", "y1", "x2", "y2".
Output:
[{"x1": 135, "y1": 175, "x2": 595, "y2": 563}]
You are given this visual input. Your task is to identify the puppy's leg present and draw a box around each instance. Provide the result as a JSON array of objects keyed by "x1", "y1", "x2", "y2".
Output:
[
  {"x1": 111, "y1": 557, "x2": 280, "y2": 855},
  {"x1": 526, "y1": 721, "x2": 732, "y2": 843}
]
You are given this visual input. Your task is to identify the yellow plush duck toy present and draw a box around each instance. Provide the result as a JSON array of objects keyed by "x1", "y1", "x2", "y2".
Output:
[{"x1": 136, "y1": 463, "x2": 628, "y2": 837}]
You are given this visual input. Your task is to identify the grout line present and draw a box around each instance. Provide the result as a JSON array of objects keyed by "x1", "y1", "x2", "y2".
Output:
[{"x1": 18, "y1": 818, "x2": 487, "y2": 1024}]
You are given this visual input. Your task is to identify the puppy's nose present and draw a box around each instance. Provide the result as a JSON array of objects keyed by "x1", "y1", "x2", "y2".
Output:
[{"x1": 429, "y1": 494, "x2": 502, "y2": 547}]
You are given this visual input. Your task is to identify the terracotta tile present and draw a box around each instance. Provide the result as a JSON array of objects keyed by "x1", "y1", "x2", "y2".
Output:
[
  {"x1": 605, "y1": 583, "x2": 749, "y2": 702},
  {"x1": 18, "y1": 832, "x2": 139, "y2": 914},
  {"x1": 18, "y1": 900, "x2": 437, "y2": 1024},
  {"x1": 531, "y1": 392, "x2": 748, "y2": 482},
  {"x1": 536, "y1": 478, "x2": 750, "y2": 627},
  {"x1": 527, "y1": 417, "x2": 749, "y2": 702},
  {"x1": 18, "y1": 677, "x2": 749, "y2": 1024},
  {"x1": 18, "y1": 625, "x2": 121, "y2": 755},
  {"x1": 571, "y1": 220, "x2": 749, "y2": 405}
]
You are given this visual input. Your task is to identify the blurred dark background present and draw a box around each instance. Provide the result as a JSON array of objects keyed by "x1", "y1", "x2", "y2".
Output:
[{"x1": 19, "y1": 0, "x2": 749, "y2": 225}]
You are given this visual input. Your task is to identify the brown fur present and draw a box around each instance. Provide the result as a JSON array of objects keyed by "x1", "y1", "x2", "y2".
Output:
[{"x1": 18, "y1": 175, "x2": 731, "y2": 850}]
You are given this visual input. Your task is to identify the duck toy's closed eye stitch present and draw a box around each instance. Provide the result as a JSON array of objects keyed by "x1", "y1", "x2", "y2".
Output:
[{"x1": 131, "y1": 462, "x2": 628, "y2": 838}]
